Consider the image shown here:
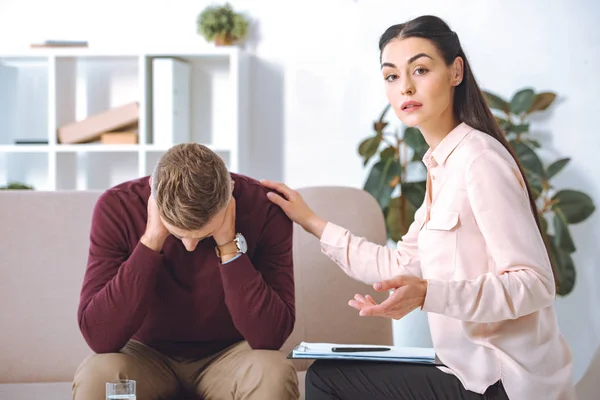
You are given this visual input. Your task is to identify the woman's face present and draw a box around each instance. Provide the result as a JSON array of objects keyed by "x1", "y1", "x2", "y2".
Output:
[{"x1": 381, "y1": 36, "x2": 462, "y2": 128}]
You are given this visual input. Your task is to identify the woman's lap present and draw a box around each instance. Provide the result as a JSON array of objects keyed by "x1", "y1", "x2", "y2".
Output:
[{"x1": 304, "y1": 359, "x2": 508, "y2": 400}]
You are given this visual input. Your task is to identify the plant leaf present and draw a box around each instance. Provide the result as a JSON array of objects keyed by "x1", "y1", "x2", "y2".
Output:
[
  {"x1": 528, "y1": 92, "x2": 557, "y2": 113},
  {"x1": 378, "y1": 103, "x2": 392, "y2": 122},
  {"x1": 524, "y1": 170, "x2": 543, "y2": 199},
  {"x1": 546, "y1": 158, "x2": 570, "y2": 180},
  {"x1": 363, "y1": 159, "x2": 402, "y2": 209},
  {"x1": 510, "y1": 140, "x2": 545, "y2": 178},
  {"x1": 373, "y1": 121, "x2": 388, "y2": 132},
  {"x1": 359, "y1": 135, "x2": 383, "y2": 166},
  {"x1": 547, "y1": 235, "x2": 576, "y2": 296},
  {"x1": 412, "y1": 147, "x2": 429, "y2": 162},
  {"x1": 525, "y1": 139, "x2": 541, "y2": 148},
  {"x1": 482, "y1": 90, "x2": 510, "y2": 113},
  {"x1": 512, "y1": 124, "x2": 530, "y2": 134},
  {"x1": 553, "y1": 211, "x2": 576, "y2": 253},
  {"x1": 380, "y1": 146, "x2": 396, "y2": 161},
  {"x1": 401, "y1": 181, "x2": 426, "y2": 209},
  {"x1": 386, "y1": 196, "x2": 416, "y2": 242},
  {"x1": 403, "y1": 127, "x2": 427, "y2": 150},
  {"x1": 358, "y1": 136, "x2": 376, "y2": 156},
  {"x1": 494, "y1": 116, "x2": 511, "y2": 133},
  {"x1": 510, "y1": 88, "x2": 536, "y2": 115},
  {"x1": 551, "y1": 189, "x2": 596, "y2": 224}
]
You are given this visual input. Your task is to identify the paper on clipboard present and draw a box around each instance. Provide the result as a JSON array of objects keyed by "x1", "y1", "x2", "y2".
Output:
[{"x1": 288, "y1": 342, "x2": 442, "y2": 365}]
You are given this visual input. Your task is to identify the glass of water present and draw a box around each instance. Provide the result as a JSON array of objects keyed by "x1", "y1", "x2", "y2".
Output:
[{"x1": 106, "y1": 379, "x2": 136, "y2": 399}]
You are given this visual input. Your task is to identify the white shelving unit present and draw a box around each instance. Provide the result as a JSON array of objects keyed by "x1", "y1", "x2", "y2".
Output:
[{"x1": 0, "y1": 47, "x2": 250, "y2": 190}]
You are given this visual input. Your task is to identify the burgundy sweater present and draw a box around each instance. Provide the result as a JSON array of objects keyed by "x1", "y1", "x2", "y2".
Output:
[{"x1": 77, "y1": 173, "x2": 295, "y2": 358}]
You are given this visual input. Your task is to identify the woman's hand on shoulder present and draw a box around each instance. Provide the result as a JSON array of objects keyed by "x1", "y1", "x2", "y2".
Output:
[
  {"x1": 260, "y1": 179, "x2": 327, "y2": 239},
  {"x1": 348, "y1": 275, "x2": 428, "y2": 320}
]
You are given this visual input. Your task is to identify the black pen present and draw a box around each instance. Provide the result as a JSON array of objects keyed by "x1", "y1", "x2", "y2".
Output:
[{"x1": 331, "y1": 347, "x2": 391, "y2": 352}]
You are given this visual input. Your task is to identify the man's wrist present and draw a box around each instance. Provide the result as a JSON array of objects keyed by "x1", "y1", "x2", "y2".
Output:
[
  {"x1": 220, "y1": 252, "x2": 242, "y2": 263},
  {"x1": 214, "y1": 233, "x2": 236, "y2": 246},
  {"x1": 141, "y1": 233, "x2": 167, "y2": 252}
]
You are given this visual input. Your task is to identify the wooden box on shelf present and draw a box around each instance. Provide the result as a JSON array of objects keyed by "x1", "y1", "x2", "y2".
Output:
[
  {"x1": 57, "y1": 101, "x2": 139, "y2": 144},
  {"x1": 100, "y1": 131, "x2": 139, "y2": 145}
]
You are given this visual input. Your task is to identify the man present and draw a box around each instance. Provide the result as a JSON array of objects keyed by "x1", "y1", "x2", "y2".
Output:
[{"x1": 72, "y1": 143, "x2": 299, "y2": 399}]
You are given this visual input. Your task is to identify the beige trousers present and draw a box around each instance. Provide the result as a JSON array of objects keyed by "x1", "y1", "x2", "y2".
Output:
[{"x1": 72, "y1": 340, "x2": 299, "y2": 400}]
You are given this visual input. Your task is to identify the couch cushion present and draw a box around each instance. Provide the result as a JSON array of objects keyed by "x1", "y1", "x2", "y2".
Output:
[
  {"x1": 0, "y1": 191, "x2": 102, "y2": 383},
  {"x1": 281, "y1": 187, "x2": 394, "y2": 373},
  {"x1": 0, "y1": 382, "x2": 71, "y2": 400}
]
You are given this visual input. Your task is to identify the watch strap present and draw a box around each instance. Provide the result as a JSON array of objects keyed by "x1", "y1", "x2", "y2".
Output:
[{"x1": 215, "y1": 240, "x2": 239, "y2": 257}]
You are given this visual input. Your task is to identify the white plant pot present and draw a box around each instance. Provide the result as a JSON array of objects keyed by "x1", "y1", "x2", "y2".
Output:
[
  {"x1": 392, "y1": 309, "x2": 433, "y2": 348},
  {"x1": 386, "y1": 239, "x2": 433, "y2": 348}
]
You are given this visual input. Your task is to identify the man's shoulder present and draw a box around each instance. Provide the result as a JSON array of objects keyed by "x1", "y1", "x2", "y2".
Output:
[
  {"x1": 231, "y1": 173, "x2": 291, "y2": 225},
  {"x1": 231, "y1": 173, "x2": 269, "y2": 198},
  {"x1": 97, "y1": 176, "x2": 150, "y2": 210}
]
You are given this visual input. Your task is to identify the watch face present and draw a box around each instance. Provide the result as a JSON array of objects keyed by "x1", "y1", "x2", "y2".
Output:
[{"x1": 236, "y1": 233, "x2": 248, "y2": 253}]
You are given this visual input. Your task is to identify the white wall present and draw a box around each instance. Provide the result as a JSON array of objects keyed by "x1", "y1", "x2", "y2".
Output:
[{"x1": 1, "y1": 0, "x2": 599, "y2": 382}]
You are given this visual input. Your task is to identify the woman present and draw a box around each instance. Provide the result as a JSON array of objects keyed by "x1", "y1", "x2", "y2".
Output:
[{"x1": 261, "y1": 15, "x2": 576, "y2": 400}]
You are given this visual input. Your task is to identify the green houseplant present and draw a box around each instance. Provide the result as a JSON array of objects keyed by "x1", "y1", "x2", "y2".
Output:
[
  {"x1": 357, "y1": 104, "x2": 428, "y2": 245},
  {"x1": 196, "y1": 3, "x2": 249, "y2": 46},
  {"x1": 358, "y1": 88, "x2": 595, "y2": 296},
  {"x1": 0, "y1": 182, "x2": 33, "y2": 190}
]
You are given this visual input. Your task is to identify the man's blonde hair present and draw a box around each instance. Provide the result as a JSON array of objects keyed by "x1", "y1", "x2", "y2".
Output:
[{"x1": 153, "y1": 143, "x2": 231, "y2": 230}]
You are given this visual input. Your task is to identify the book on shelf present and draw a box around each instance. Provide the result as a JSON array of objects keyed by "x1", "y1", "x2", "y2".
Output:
[
  {"x1": 14, "y1": 140, "x2": 49, "y2": 145},
  {"x1": 30, "y1": 40, "x2": 89, "y2": 48},
  {"x1": 152, "y1": 58, "x2": 191, "y2": 147}
]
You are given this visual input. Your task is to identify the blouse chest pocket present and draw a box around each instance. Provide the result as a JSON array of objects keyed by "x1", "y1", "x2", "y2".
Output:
[{"x1": 418, "y1": 211, "x2": 460, "y2": 280}]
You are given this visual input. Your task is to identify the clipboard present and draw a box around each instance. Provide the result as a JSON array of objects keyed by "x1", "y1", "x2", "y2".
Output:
[{"x1": 287, "y1": 342, "x2": 445, "y2": 366}]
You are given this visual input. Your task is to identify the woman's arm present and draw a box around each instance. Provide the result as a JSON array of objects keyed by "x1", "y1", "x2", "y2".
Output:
[
  {"x1": 260, "y1": 180, "x2": 424, "y2": 284},
  {"x1": 422, "y1": 150, "x2": 556, "y2": 323},
  {"x1": 319, "y1": 204, "x2": 425, "y2": 283}
]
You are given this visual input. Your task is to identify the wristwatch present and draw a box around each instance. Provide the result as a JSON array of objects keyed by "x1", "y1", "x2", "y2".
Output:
[{"x1": 215, "y1": 233, "x2": 248, "y2": 259}]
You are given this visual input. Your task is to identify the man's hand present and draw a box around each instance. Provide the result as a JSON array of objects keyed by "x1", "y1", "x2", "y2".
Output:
[
  {"x1": 213, "y1": 182, "x2": 237, "y2": 262},
  {"x1": 212, "y1": 195, "x2": 238, "y2": 263},
  {"x1": 141, "y1": 194, "x2": 170, "y2": 252},
  {"x1": 348, "y1": 275, "x2": 428, "y2": 320},
  {"x1": 213, "y1": 195, "x2": 236, "y2": 246}
]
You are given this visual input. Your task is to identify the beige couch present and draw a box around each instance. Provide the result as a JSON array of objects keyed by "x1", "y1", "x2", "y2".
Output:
[{"x1": 0, "y1": 187, "x2": 393, "y2": 399}]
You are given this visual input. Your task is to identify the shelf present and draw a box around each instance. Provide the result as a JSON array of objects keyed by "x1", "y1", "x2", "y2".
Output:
[
  {"x1": 0, "y1": 153, "x2": 50, "y2": 190},
  {"x1": 144, "y1": 144, "x2": 231, "y2": 153},
  {"x1": 0, "y1": 145, "x2": 50, "y2": 153},
  {"x1": 0, "y1": 47, "x2": 241, "y2": 59},
  {"x1": 0, "y1": 48, "x2": 248, "y2": 190},
  {"x1": 56, "y1": 151, "x2": 139, "y2": 190},
  {"x1": 0, "y1": 59, "x2": 49, "y2": 145},
  {"x1": 0, "y1": 144, "x2": 233, "y2": 153},
  {"x1": 56, "y1": 144, "x2": 139, "y2": 152}
]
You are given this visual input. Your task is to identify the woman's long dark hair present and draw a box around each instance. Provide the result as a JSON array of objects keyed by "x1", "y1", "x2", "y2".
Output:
[{"x1": 379, "y1": 15, "x2": 558, "y2": 289}]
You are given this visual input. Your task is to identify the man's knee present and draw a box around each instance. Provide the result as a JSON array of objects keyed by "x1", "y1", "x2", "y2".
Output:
[
  {"x1": 239, "y1": 350, "x2": 300, "y2": 399},
  {"x1": 72, "y1": 353, "x2": 131, "y2": 400}
]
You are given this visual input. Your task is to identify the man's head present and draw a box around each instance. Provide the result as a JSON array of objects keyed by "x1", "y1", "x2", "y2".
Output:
[{"x1": 151, "y1": 143, "x2": 232, "y2": 250}]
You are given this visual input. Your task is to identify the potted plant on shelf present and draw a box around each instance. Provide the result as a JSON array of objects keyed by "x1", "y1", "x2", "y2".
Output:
[
  {"x1": 358, "y1": 88, "x2": 595, "y2": 296},
  {"x1": 0, "y1": 182, "x2": 34, "y2": 190},
  {"x1": 196, "y1": 3, "x2": 249, "y2": 46}
]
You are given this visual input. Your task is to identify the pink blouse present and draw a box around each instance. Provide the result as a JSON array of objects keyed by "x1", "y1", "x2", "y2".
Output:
[{"x1": 320, "y1": 122, "x2": 576, "y2": 399}]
